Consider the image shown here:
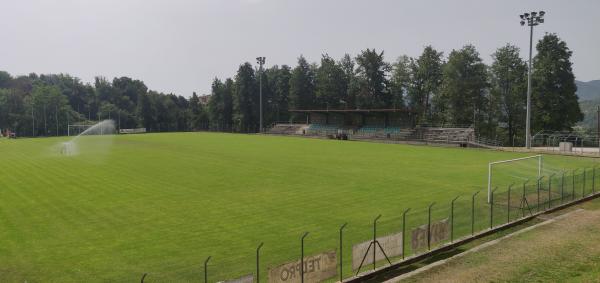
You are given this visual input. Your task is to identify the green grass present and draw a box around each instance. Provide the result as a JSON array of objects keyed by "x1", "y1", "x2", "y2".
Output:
[
  {"x1": 0, "y1": 132, "x2": 596, "y2": 282},
  {"x1": 402, "y1": 198, "x2": 600, "y2": 283}
]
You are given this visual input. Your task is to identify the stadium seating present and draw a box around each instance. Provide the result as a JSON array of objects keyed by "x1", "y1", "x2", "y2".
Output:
[
  {"x1": 353, "y1": 125, "x2": 416, "y2": 140},
  {"x1": 269, "y1": 123, "x2": 480, "y2": 146},
  {"x1": 354, "y1": 126, "x2": 383, "y2": 138},
  {"x1": 267, "y1": 124, "x2": 307, "y2": 135},
  {"x1": 419, "y1": 127, "x2": 475, "y2": 144},
  {"x1": 306, "y1": 124, "x2": 341, "y2": 135}
]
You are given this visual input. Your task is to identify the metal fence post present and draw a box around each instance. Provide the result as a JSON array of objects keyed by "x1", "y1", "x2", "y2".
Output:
[
  {"x1": 428, "y1": 203, "x2": 435, "y2": 250},
  {"x1": 301, "y1": 232, "x2": 309, "y2": 283},
  {"x1": 204, "y1": 256, "x2": 211, "y2": 283},
  {"x1": 507, "y1": 184, "x2": 514, "y2": 223},
  {"x1": 561, "y1": 172, "x2": 565, "y2": 204},
  {"x1": 548, "y1": 173, "x2": 555, "y2": 209},
  {"x1": 583, "y1": 168, "x2": 587, "y2": 198},
  {"x1": 573, "y1": 169, "x2": 579, "y2": 200},
  {"x1": 256, "y1": 243, "x2": 263, "y2": 283},
  {"x1": 339, "y1": 223, "x2": 347, "y2": 282},
  {"x1": 373, "y1": 215, "x2": 381, "y2": 270},
  {"x1": 522, "y1": 180, "x2": 529, "y2": 218},
  {"x1": 490, "y1": 187, "x2": 497, "y2": 229},
  {"x1": 402, "y1": 208, "x2": 411, "y2": 259},
  {"x1": 471, "y1": 191, "x2": 479, "y2": 235},
  {"x1": 593, "y1": 166, "x2": 597, "y2": 194},
  {"x1": 451, "y1": 196, "x2": 460, "y2": 242},
  {"x1": 536, "y1": 176, "x2": 544, "y2": 211}
]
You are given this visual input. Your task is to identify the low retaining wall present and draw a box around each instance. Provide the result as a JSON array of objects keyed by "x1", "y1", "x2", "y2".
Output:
[{"x1": 344, "y1": 191, "x2": 600, "y2": 283}]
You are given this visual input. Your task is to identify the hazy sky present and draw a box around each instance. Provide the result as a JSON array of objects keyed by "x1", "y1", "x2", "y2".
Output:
[{"x1": 1, "y1": 0, "x2": 599, "y2": 97}]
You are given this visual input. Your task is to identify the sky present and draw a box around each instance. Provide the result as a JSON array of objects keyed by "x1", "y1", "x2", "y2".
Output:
[{"x1": 1, "y1": 0, "x2": 599, "y2": 97}]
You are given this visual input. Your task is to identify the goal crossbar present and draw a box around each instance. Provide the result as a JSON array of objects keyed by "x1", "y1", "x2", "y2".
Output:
[
  {"x1": 68, "y1": 123, "x2": 95, "y2": 137},
  {"x1": 487, "y1": 155, "x2": 543, "y2": 202}
]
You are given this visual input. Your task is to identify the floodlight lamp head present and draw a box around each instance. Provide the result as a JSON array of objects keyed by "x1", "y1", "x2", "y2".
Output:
[
  {"x1": 524, "y1": 12, "x2": 530, "y2": 18},
  {"x1": 520, "y1": 14, "x2": 524, "y2": 19},
  {"x1": 531, "y1": 11, "x2": 537, "y2": 17},
  {"x1": 538, "y1": 18, "x2": 544, "y2": 23},
  {"x1": 520, "y1": 21, "x2": 525, "y2": 26},
  {"x1": 539, "y1": 11, "x2": 545, "y2": 16}
]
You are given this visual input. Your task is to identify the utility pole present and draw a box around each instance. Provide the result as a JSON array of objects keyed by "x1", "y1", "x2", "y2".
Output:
[
  {"x1": 31, "y1": 105, "x2": 35, "y2": 137},
  {"x1": 55, "y1": 105, "x2": 59, "y2": 136},
  {"x1": 597, "y1": 105, "x2": 599, "y2": 155},
  {"x1": 256, "y1": 56, "x2": 266, "y2": 133},
  {"x1": 44, "y1": 104, "x2": 47, "y2": 135},
  {"x1": 520, "y1": 11, "x2": 545, "y2": 149}
]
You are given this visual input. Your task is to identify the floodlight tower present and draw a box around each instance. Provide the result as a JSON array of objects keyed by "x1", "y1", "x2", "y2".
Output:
[
  {"x1": 520, "y1": 11, "x2": 545, "y2": 149},
  {"x1": 256, "y1": 56, "x2": 266, "y2": 133}
]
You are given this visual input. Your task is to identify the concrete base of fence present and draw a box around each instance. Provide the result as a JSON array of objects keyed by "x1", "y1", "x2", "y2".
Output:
[
  {"x1": 343, "y1": 191, "x2": 600, "y2": 283},
  {"x1": 382, "y1": 208, "x2": 585, "y2": 282}
]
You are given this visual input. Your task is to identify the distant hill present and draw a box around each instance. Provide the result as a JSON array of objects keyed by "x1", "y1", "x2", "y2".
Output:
[
  {"x1": 579, "y1": 100, "x2": 598, "y2": 129},
  {"x1": 576, "y1": 80, "x2": 600, "y2": 101},
  {"x1": 576, "y1": 80, "x2": 600, "y2": 129}
]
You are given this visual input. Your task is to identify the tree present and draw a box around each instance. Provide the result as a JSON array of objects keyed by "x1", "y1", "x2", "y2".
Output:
[
  {"x1": 94, "y1": 77, "x2": 115, "y2": 110},
  {"x1": 208, "y1": 78, "x2": 224, "y2": 129},
  {"x1": 137, "y1": 91, "x2": 155, "y2": 130},
  {"x1": 233, "y1": 63, "x2": 258, "y2": 132},
  {"x1": 408, "y1": 46, "x2": 444, "y2": 123},
  {"x1": 439, "y1": 45, "x2": 489, "y2": 130},
  {"x1": 189, "y1": 92, "x2": 206, "y2": 130},
  {"x1": 490, "y1": 44, "x2": 527, "y2": 145},
  {"x1": 289, "y1": 56, "x2": 315, "y2": 120},
  {"x1": 355, "y1": 49, "x2": 390, "y2": 108},
  {"x1": 272, "y1": 65, "x2": 291, "y2": 121},
  {"x1": 98, "y1": 102, "x2": 119, "y2": 122},
  {"x1": 0, "y1": 71, "x2": 12, "y2": 89},
  {"x1": 113, "y1": 77, "x2": 146, "y2": 108},
  {"x1": 171, "y1": 94, "x2": 191, "y2": 131},
  {"x1": 30, "y1": 84, "x2": 72, "y2": 136},
  {"x1": 0, "y1": 70, "x2": 194, "y2": 135},
  {"x1": 531, "y1": 33, "x2": 583, "y2": 131},
  {"x1": 222, "y1": 78, "x2": 234, "y2": 128},
  {"x1": 340, "y1": 54, "x2": 358, "y2": 109},
  {"x1": 315, "y1": 54, "x2": 347, "y2": 109},
  {"x1": 0, "y1": 88, "x2": 26, "y2": 134},
  {"x1": 389, "y1": 55, "x2": 411, "y2": 109},
  {"x1": 208, "y1": 78, "x2": 233, "y2": 130},
  {"x1": 257, "y1": 67, "x2": 275, "y2": 127}
]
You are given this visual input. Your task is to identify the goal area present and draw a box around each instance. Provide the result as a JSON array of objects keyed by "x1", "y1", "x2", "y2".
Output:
[
  {"x1": 68, "y1": 123, "x2": 95, "y2": 136},
  {"x1": 488, "y1": 155, "x2": 543, "y2": 202}
]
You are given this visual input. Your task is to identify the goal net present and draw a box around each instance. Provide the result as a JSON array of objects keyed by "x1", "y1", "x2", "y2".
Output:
[
  {"x1": 68, "y1": 120, "x2": 116, "y2": 136},
  {"x1": 68, "y1": 123, "x2": 95, "y2": 136},
  {"x1": 488, "y1": 155, "x2": 543, "y2": 202}
]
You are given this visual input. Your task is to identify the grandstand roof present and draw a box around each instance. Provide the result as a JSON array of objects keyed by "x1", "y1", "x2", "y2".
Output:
[{"x1": 289, "y1": 108, "x2": 417, "y2": 113}]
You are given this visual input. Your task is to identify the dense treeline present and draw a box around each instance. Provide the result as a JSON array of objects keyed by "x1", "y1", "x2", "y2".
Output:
[{"x1": 0, "y1": 33, "x2": 582, "y2": 144}]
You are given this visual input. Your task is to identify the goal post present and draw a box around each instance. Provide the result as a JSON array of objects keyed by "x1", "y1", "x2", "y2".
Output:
[
  {"x1": 68, "y1": 123, "x2": 95, "y2": 137},
  {"x1": 488, "y1": 155, "x2": 543, "y2": 202}
]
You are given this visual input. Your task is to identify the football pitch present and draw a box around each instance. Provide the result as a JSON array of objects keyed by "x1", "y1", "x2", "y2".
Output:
[{"x1": 0, "y1": 132, "x2": 596, "y2": 282}]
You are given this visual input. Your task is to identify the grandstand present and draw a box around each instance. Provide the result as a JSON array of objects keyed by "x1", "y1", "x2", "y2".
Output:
[
  {"x1": 267, "y1": 109, "x2": 486, "y2": 147},
  {"x1": 267, "y1": 123, "x2": 308, "y2": 135}
]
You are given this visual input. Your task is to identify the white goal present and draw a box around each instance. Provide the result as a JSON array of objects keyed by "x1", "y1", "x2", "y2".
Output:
[
  {"x1": 68, "y1": 123, "x2": 94, "y2": 136},
  {"x1": 488, "y1": 155, "x2": 543, "y2": 202}
]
